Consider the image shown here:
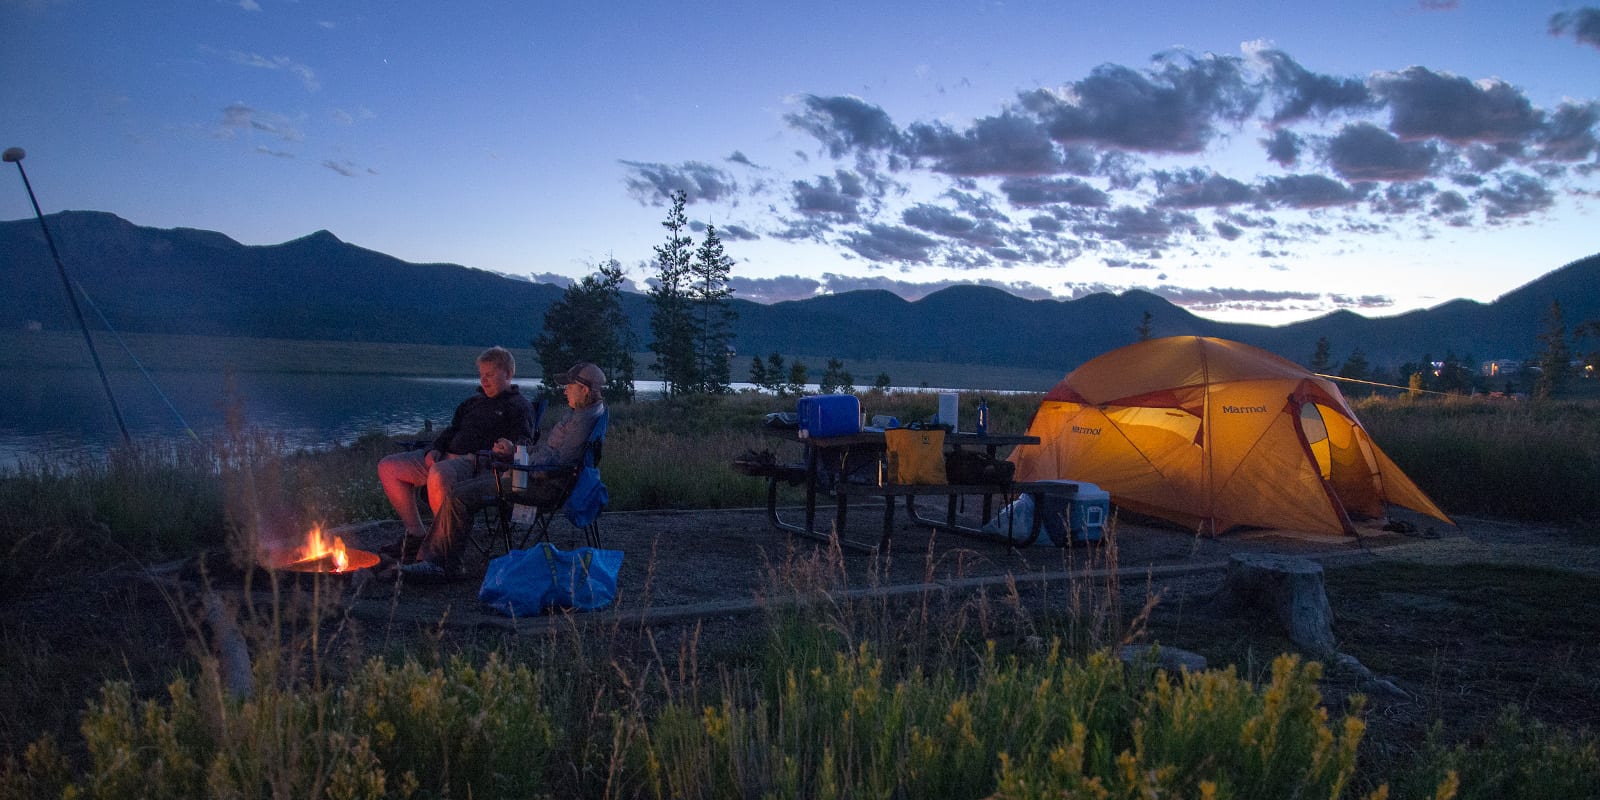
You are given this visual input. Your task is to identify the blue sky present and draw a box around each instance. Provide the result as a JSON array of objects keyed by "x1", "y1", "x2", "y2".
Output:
[{"x1": 3, "y1": 1, "x2": 1598, "y2": 325}]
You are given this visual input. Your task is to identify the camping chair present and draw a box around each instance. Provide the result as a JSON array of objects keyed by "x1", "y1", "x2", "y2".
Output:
[
  {"x1": 476, "y1": 407, "x2": 609, "y2": 555},
  {"x1": 399, "y1": 396, "x2": 548, "y2": 536}
]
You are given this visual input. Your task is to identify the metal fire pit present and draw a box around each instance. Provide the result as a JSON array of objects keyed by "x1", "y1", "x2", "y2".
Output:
[{"x1": 273, "y1": 547, "x2": 381, "y2": 574}]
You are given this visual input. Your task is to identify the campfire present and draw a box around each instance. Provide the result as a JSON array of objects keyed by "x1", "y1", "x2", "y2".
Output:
[{"x1": 270, "y1": 524, "x2": 379, "y2": 574}]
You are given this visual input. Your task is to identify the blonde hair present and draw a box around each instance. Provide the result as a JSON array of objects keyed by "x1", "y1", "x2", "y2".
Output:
[{"x1": 477, "y1": 346, "x2": 515, "y2": 377}]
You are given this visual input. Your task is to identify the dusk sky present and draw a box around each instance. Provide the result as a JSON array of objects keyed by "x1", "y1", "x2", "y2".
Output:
[{"x1": 4, "y1": 1, "x2": 1598, "y2": 325}]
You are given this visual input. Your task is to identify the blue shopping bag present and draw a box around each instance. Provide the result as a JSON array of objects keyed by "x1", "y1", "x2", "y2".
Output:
[
  {"x1": 563, "y1": 465, "x2": 608, "y2": 528},
  {"x1": 479, "y1": 543, "x2": 622, "y2": 616}
]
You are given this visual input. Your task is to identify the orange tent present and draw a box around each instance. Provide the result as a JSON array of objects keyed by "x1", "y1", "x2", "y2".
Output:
[{"x1": 1010, "y1": 336, "x2": 1451, "y2": 537}]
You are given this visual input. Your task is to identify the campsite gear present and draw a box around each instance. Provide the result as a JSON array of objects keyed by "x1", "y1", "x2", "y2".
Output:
[
  {"x1": 1034, "y1": 483, "x2": 1109, "y2": 546},
  {"x1": 982, "y1": 494, "x2": 1034, "y2": 538},
  {"x1": 976, "y1": 398, "x2": 989, "y2": 436},
  {"x1": 797, "y1": 394, "x2": 861, "y2": 439},
  {"x1": 869, "y1": 414, "x2": 901, "y2": 430},
  {"x1": 1010, "y1": 336, "x2": 1452, "y2": 537},
  {"x1": 884, "y1": 427, "x2": 947, "y2": 484},
  {"x1": 512, "y1": 445, "x2": 529, "y2": 490},
  {"x1": 479, "y1": 543, "x2": 622, "y2": 616},
  {"x1": 944, "y1": 449, "x2": 1014, "y2": 484},
  {"x1": 6, "y1": 147, "x2": 132, "y2": 444},
  {"x1": 938, "y1": 393, "x2": 959, "y2": 430}
]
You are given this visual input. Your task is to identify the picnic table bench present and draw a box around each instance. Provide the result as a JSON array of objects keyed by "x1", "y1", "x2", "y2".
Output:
[{"x1": 735, "y1": 428, "x2": 1086, "y2": 557}]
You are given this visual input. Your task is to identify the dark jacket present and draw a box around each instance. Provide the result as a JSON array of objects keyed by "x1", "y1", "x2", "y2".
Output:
[{"x1": 431, "y1": 385, "x2": 538, "y2": 455}]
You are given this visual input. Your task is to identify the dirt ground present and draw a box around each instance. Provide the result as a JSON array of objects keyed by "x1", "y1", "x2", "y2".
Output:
[{"x1": 328, "y1": 500, "x2": 1591, "y2": 633}]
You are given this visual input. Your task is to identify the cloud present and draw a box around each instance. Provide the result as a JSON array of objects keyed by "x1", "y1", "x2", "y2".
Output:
[
  {"x1": 730, "y1": 274, "x2": 822, "y2": 302},
  {"x1": 620, "y1": 160, "x2": 737, "y2": 204},
  {"x1": 1148, "y1": 284, "x2": 1327, "y2": 314},
  {"x1": 1072, "y1": 206, "x2": 1199, "y2": 250},
  {"x1": 254, "y1": 146, "x2": 294, "y2": 158},
  {"x1": 841, "y1": 223, "x2": 939, "y2": 263},
  {"x1": 1152, "y1": 168, "x2": 1255, "y2": 208},
  {"x1": 784, "y1": 94, "x2": 902, "y2": 159},
  {"x1": 1259, "y1": 173, "x2": 1364, "y2": 208},
  {"x1": 321, "y1": 159, "x2": 374, "y2": 177},
  {"x1": 1372, "y1": 66, "x2": 1541, "y2": 145},
  {"x1": 1018, "y1": 53, "x2": 1260, "y2": 153},
  {"x1": 530, "y1": 272, "x2": 573, "y2": 288},
  {"x1": 901, "y1": 204, "x2": 1007, "y2": 247},
  {"x1": 790, "y1": 173, "x2": 864, "y2": 220},
  {"x1": 1213, "y1": 220, "x2": 1244, "y2": 240},
  {"x1": 218, "y1": 103, "x2": 303, "y2": 141},
  {"x1": 998, "y1": 176, "x2": 1110, "y2": 207},
  {"x1": 1550, "y1": 8, "x2": 1600, "y2": 50},
  {"x1": 1325, "y1": 122, "x2": 1439, "y2": 181},
  {"x1": 1253, "y1": 48, "x2": 1377, "y2": 124},
  {"x1": 719, "y1": 224, "x2": 760, "y2": 241},
  {"x1": 1477, "y1": 172, "x2": 1554, "y2": 219},
  {"x1": 1028, "y1": 214, "x2": 1064, "y2": 233},
  {"x1": 1537, "y1": 101, "x2": 1600, "y2": 161},
  {"x1": 226, "y1": 50, "x2": 319, "y2": 92},
  {"x1": 726, "y1": 150, "x2": 757, "y2": 167},
  {"x1": 1368, "y1": 181, "x2": 1437, "y2": 215},
  {"x1": 1432, "y1": 190, "x2": 1470, "y2": 215},
  {"x1": 904, "y1": 112, "x2": 1061, "y2": 175},
  {"x1": 1261, "y1": 128, "x2": 1302, "y2": 166}
]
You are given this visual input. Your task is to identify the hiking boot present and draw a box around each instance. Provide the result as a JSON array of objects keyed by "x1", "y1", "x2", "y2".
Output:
[
  {"x1": 378, "y1": 536, "x2": 427, "y2": 564},
  {"x1": 397, "y1": 560, "x2": 463, "y2": 584}
]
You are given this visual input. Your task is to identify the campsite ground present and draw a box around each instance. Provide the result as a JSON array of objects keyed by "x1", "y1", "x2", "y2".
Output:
[{"x1": 4, "y1": 504, "x2": 1596, "y2": 786}]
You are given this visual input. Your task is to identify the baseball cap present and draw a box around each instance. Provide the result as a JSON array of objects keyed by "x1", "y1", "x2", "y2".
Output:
[{"x1": 560, "y1": 362, "x2": 606, "y2": 392}]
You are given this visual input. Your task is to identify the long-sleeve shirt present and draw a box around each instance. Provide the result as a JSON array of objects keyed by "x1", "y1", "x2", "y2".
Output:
[
  {"x1": 430, "y1": 385, "x2": 538, "y2": 455},
  {"x1": 530, "y1": 400, "x2": 605, "y2": 467}
]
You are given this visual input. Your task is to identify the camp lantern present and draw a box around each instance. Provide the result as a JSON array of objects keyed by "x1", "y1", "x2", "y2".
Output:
[{"x1": 1010, "y1": 336, "x2": 1452, "y2": 537}]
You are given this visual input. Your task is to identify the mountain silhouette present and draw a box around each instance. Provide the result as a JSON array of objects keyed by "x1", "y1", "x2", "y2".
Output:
[{"x1": 3, "y1": 211, "x2": 1595, "y2": 377}]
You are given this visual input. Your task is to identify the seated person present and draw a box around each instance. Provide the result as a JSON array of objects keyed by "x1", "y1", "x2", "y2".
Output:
[
  {"x1": 398, "y1": 361, "x2": 608, "y2": 582},
  {"x1": 376, "y1": 346, "x2": 537, "y2": 559}
]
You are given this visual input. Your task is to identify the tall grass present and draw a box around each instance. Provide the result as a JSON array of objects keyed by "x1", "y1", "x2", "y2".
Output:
[{"x1": 1356, "y1": 396, "x2": 1600, "y2": 521}]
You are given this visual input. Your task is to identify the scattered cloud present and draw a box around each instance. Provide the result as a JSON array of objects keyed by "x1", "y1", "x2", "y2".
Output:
[
  {"x1": 218, "y1": 103, "x2": 302, "y2": 142},
  {"x1": 998, "y1": 176, "x2": 1109, "y2": 207},
  {"x1": 730, "y1": 274, "x2": 822, "y2": 302},
  {"x1": 1372, "y1": 67, "x2": 1541, "y2": 145},
  {"x1": 1253, "y1": 48, "x2": 1377, "y2": 124},
  {"x1": 1325, "y1": 122, "x2": 1438, "y2": 181},
  {"x1": 1017, "y1": 53, "x2": 1260, "y2": 154},
  {"x1": 1477, "y1": 172, "x2": 1554, "y2": 219},
  {"x1": 841, "y1": 223, "x2": 939, "y2": 263},
  {"x1": 1259, "y1": 174, "x2": 1364, "y2": 208},
  {"x1": 1550, "y1": 8, "x2": 1600, "y2": 50},
  {"x1": 1152, "y1": 168, "x2": 1254, "y2": 208},
  {"x1": 225, "y1": 50, "x2": 319, "y2": 92},
  {"x1": 620, "y1": 160, "x2": 737, "y2": 204},
  {"x1": 321, "y1": 159, "x2": 374, "y2": 177},
  {"x1": 785, "y1": 94, "x2": 902, "y2": 159}
]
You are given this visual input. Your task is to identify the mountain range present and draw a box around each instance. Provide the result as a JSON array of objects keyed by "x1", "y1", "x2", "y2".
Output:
[{"x1": 4, "y1": 211, "x2": 1595, "y2": 379}]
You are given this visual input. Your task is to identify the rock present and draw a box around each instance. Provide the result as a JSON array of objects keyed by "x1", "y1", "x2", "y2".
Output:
[
  {"x1": 1218, "y1": 553, "x2": 1338, "y2": 657},
  {"x1": 1120, "y1": 644, "x2": 1207, "y2": 673}
]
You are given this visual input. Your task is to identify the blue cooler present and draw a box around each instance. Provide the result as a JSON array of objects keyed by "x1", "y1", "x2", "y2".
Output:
[
  {"x1": 797, "y1": 394, "x2": 861, "y2": 439},
  {"x1": 1036, "y1": 482, "x2": 1110, "y2": 545}
]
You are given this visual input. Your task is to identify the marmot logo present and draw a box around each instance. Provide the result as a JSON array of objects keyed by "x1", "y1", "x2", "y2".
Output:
[
  {"x1": 1071, "y1": 425, "x2": 1101, "y2": 435},
  {"x1": 1222, "y1": 404, "x2": 1268, "y2": 414}
]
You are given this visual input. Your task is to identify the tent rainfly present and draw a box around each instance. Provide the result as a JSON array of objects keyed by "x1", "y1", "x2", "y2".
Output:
[{"x1": 1010, "y1": 336, "x2": 1452, "y2": 537}]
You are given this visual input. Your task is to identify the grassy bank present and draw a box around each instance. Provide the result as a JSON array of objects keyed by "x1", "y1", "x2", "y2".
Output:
[{"x1": 3, "y1": 391, "x2": 1599, "y2": 797}]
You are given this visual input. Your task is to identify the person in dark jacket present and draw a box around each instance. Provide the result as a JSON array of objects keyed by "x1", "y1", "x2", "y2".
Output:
[
  {"x1": 377, "y1": 346, "x2": 537, "y2": 559},
  {"x1": 398, "y1": 361, "x2": 606, "y2": 582}
]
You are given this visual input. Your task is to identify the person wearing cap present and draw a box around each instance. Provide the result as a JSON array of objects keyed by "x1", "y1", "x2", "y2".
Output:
[
  {"x1": 398, "y1": 361, "x2": 608, "y2": 582},
  {"x1": 376, "y1": 346, "x2": 537, "y2": 561}
]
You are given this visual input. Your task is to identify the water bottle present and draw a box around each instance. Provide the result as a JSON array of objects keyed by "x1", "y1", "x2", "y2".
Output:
[
  {"x1": 976, "y1": 398, "x2": 989, "y2": 436},
  {"x1": 512, "y1": 445, "x2": 529, "y2": 491}
]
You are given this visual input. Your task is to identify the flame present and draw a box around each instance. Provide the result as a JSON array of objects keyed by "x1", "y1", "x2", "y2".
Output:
[{"x1": 291, "y1": 524, "x2": 350, "y2": 572}]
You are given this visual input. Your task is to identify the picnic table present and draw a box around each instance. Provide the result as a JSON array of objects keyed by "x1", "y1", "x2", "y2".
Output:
[{"x1": 734, "y1": 427, "x2": 1051, "y2": 555}]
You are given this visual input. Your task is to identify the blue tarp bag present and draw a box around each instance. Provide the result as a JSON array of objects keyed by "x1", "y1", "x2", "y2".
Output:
[
  {"x1": 563, "y1": 465, "x2": 608, "y2": 528},
  {"x1": 478, "y1": 543, "x2": 622, "y2": 616}
]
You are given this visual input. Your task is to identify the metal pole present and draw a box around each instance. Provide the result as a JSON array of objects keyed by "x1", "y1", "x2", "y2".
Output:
[{"x1": 4, "y1": 147, "x2": 132, "y2": 445}]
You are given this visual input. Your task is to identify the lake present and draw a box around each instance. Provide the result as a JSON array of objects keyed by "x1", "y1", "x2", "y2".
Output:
[{"x1": 0, "y1": 368, "x2": 1003, "y2": 468}]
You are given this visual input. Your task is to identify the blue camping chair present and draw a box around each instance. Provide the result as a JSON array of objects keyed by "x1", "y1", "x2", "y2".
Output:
[{"x1": 480, "y1": 407, "x2": 609, "y2": 553}]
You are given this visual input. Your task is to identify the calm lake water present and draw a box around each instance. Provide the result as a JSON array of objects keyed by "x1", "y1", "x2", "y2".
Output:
[{"x1": 1, "y1": 368, "x2": 996, "y2": 469}]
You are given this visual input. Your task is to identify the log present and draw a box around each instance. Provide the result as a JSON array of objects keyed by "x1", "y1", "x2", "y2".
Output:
[
  {"x1": 1219, "y1": 553, "x2": 1337, "y2": 657},
  {"x1": 202, "y1": 592, "x2": 254, "y2": 699}
]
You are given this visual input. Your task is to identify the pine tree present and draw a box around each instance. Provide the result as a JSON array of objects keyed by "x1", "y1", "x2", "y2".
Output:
[
  {"x1": 1310, "y1": 337, "x2": 1332, "y2": 373},
  {"x1": 1534, "y1": 300, "x2": 1571, "y2": 400},
  {"x1": 647, "y1": 191, "x2": 697, "y2": 396},
  {"x1": 533, "y1": 258, "x2": 637, "y2": 401},
  {"x1": 1137, "y1": 310, "x2": 1153, "y2": 342},
  {"x1": 1338, "y1": 348, "x2": 1369, "y2": 381},
  {"x1": 690, "y1": 223, "x2": 737, "y2": 394},
  {"x1": 748, "y1": 356, "x2": 768, "y2": 390},
  {"x1": 819, "y1": 358, "x2": 853, "y2": 394},
  {"x1": 786, "y1": 359, "x2": 809, "y2": 396},
  {"x1": 765, "y1": 352, "x2": 788, "y2": 395}
]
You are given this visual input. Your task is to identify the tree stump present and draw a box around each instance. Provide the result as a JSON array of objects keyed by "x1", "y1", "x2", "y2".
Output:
[{"x1": 1219, "y1": 553, "x2": 1337, "y2": 657}]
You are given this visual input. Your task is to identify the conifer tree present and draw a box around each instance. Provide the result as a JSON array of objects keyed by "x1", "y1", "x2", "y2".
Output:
[
  {"x1": 533, "y1": 258, "x2": 636, "y2": 401},
  {"x1": 1534, "y1": 300, "x2": 1571, "y2": 400},
  {"x1": 1137, "y1": 310, "x2": 1153, "y2": 342},
  {"x1": 1310, "y1": 337, "x2": 1332, "y2": 373},
  {"x1": 647, "y1": 191, "x2": 696, "y2": 396},
  {"x1": 690, "y1": 223, "x2": 737, "y2": 393}
]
